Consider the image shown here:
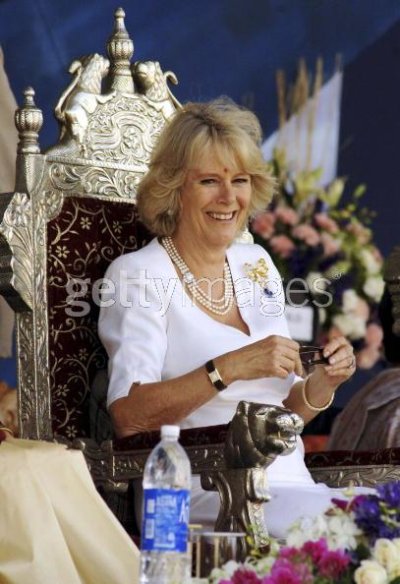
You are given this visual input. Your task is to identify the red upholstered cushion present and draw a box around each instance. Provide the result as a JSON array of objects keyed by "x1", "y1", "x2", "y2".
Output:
[
  {"x1": 47, "y1": 195, "x2": 151, "y2": 439},
  {"x1": 113, "y1": 424, "x2": 230, "y2": 451}
]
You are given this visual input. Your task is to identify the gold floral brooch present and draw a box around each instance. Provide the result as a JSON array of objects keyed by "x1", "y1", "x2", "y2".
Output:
[{"x1": 243, "y1": 258, "x2": 274, "y2": 297}]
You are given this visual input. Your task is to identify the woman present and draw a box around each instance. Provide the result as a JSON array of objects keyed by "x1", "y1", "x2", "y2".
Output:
[
  {"x1": 98, "y1": 99, "x2": 358, "y2": 538},
  {"x1": 328, "y1": 285, "x2": 400, "y2": 451}
]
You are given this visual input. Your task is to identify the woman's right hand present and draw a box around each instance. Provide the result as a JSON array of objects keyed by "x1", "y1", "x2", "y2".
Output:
[{"x1": 218, "y1": 335, "x2": 303, "y2": 383}]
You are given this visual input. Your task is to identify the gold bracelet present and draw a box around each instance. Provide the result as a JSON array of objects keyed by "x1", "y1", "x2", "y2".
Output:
[{"x1": 301, "y1": 377, "x2": 335, "y2": 412}]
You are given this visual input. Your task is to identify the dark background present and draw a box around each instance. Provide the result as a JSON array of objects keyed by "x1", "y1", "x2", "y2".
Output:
[{"x1": 1, "y1": 0, "x2": 400, "y2": 406}]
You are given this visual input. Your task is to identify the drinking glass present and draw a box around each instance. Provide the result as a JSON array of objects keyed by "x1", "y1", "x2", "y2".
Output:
[{"x1": 190, "y1": 530, "x2": 246, "y2": 579}]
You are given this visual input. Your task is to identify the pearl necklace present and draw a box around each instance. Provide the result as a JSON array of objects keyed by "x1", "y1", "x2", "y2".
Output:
[{"x1": 162, "y1": 236, "x2": 234, "y2": 315}]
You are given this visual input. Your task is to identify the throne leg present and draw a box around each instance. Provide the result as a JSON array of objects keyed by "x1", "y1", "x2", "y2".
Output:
[{"x1": 201, "y1": 467, "x2": 270, "y2": 558}]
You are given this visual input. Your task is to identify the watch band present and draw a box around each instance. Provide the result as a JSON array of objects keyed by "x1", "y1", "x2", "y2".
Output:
[{"x1": 205, "y1": 359, "x2": 227, "y2": 391}]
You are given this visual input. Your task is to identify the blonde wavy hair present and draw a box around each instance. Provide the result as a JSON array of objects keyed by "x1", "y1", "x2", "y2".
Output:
[{"x1": 137, "y1": 98, "x2": 275, "y2": 236}]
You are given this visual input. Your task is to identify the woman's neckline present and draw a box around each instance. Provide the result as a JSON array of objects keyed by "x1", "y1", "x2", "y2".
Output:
[{"x1": 157, "y1": 237, "x2": 251, "y2": 337}]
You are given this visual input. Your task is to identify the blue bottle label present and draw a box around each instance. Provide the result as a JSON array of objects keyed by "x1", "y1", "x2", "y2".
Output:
[{"x1": 141, "y1": 488, "x2": 190, "y2": 552}]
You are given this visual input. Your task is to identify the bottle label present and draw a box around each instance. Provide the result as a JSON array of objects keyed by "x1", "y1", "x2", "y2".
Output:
[{"x1": 141, "y1": 488, "x2": 190, "y2": 552}]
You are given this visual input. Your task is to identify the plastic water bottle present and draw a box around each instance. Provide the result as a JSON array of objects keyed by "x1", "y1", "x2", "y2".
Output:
[{"x1": 139, "y1": 425, "x2": 191, "y2": 584}]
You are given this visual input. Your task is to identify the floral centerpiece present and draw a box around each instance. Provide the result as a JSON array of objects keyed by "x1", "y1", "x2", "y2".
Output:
[
  {"x1": 250, "y1": 148, "x2": 385, "y2": 369},
  {"x1": 207, "y1": 481, "x2": 400, "y2": 584}
]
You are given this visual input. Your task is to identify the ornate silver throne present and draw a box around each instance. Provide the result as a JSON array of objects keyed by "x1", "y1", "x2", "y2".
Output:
[
  {"x1": 0, "y1": 11, "x2": 196, "y2": 481},
  {"x1": 0, "y1": 9, "x2": 180, "y2": 444}
]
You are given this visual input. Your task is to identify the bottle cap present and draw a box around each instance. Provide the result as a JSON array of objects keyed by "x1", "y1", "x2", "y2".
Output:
[{"x1": 161, "y1": 425, "x2": 180, "y2": 439}]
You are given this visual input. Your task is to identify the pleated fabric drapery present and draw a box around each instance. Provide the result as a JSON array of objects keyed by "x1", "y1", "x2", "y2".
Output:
[{"x1": 0, "y1": 438, "x2": 140, "y2": 583}]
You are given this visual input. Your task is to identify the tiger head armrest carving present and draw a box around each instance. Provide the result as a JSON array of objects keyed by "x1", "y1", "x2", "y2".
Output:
[{"x1": 224, "y1": 401, "x2": 304, "y2": 469}]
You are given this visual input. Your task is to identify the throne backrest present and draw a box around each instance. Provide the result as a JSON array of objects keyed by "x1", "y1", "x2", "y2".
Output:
[{"x1": 0, "y1": 8, "x2": 179, "y2": 441}]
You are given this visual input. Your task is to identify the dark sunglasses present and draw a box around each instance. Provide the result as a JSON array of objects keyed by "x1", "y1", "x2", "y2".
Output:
[{"x1": 299, "y1": 345, "x2": 330, "y2": 366}]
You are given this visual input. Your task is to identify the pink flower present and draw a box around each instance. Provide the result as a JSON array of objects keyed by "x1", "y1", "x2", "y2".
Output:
[
  {"x1": 275, "y1": 207, "x2": 299, "y2": 226},
  {"x1": 354, "y1": 297, "x2": 370, "y2": 321},
  {"x1": 332, "y1": 497, "x2": 349, "y2": 511},
  {"x1": 232, "y1": 568, "x2": 263, "y2": 584},
  {"x1": 263, "y1": 559, "x2": 312, "y2": 584},
  {"x1": 365, "y1": 323, "x2": 384, "y2": 348},
  {"x1": 292, "y1": 224, "x2": 320, "y2": 246},
  {"x1": 278, "y1": 547, "x2": 304, "y2": 561},
  {"x1": 251, "y1": 212, "x2": 276, "y2": 240},
  {"x1": 314, "y1": 213, "x2": 339, "y2": 233},
  {"x1": 317, "y1": 549, "x2": 351, "y2": 579},
  {"x1": 372, "y1": 246, "x2": 383, "y2": 263},
  {"x1": 301, "y1": 538, "x2": 328, "y2": 562},
  {"x1": 320, "y1": 232, "x2": 340, "y2": 257},
  {"x1": 269, "y1": 235, "x2": 295, "y2": 259}
]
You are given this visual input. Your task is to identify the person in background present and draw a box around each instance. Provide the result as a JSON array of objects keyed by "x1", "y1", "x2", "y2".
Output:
[
  {"x1": 328, "y1": 285, "x2": 400, "y2": 451},
  {"x1": 98, "y1": 98, "x2": 363, "y2": 539}
]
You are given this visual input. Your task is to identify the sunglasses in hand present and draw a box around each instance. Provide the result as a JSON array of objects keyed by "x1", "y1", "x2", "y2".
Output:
[{"x1": 299, "y1": 345, "x2": 330, "y2": 367}]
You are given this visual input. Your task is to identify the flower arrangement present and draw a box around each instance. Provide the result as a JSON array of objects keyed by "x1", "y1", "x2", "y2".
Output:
[
  {"x1": 206, "y1": 481, "x2": 400, "y2": 584},
  {"x1": 250, "y1": 148, "x2": 385, "y2": 369}
]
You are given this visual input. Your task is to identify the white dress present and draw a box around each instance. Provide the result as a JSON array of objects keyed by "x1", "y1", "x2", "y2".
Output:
[{"x1": 99, "y1": 237, "x2": 367, "y2": 538}]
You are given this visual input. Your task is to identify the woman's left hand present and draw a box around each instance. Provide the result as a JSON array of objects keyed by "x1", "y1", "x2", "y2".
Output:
[{"x1": 311, "y1": 336, "x2": 356, "y2": 389}]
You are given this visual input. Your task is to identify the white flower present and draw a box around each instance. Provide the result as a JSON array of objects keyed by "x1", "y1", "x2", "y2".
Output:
[
  {"x1": 388, "y1": 560, "x2": 400, "y2": 581},
  {"x1": 333, "y1": 313, "x2": 366, "y2": 340},
  {"x1": 250, "y1": 555, "x2": 275, "y2": 575},
  {"x1": 287, "y1": 507, "x2": 362, "y2": 551},
  {"x1": 209, "y1": 560, "x2": 239, "y2": 583},
  {"x1": 324, "y1": 511, "x2": 362, "y2": 550},
  {"x1": 372, "y1": 538, "x2": 399, "y2": 568},
  {"x1": 286, "y1": 514, "x2": 326, "y2": 547},
  {"x1": 286, "y1": 509, "x2": 361, "y2": 551},
  {"x1": 360, "y1": 249, "x2": 382, "y2": 275},
  {"x1": 306, "y1": 271, "x2": 324, "y2": 293},
  {"x1": 285, "y1": 523, "x2": 305, "y2": 547},
  {"x1": 354, "y1": 559, "x2": 388, "y2": 584},
  {"x1": 342, "y1": 289, "x2": 359, "y2": 313},
  {"x1": 373, "y1": 539, "x2": 400, "y2": 578},
  {"x1": 318, "y1": 307, "x2": 327, "y2": 324},
  {"x1": 363, "y1": 276, "x2": 385, "y2": 302}
]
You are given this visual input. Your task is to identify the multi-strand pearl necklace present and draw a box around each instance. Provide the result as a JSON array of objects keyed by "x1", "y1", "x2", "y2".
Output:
[{"x1": 161, "y1": 236, "x2": 234, "y2": 315}]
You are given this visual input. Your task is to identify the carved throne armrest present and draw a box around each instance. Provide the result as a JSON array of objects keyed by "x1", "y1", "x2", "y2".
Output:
[
  {"x1": 77, "y1": 401, "x2": 303, "y2": 554},
  {"x1": 305, "y1": 448, "x2": 400, "y2": 487}
]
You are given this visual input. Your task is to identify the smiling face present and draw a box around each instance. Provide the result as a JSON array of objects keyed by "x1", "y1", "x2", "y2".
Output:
[{"x1": 173, "y1": 148, "x2": 252, "y2": 250}]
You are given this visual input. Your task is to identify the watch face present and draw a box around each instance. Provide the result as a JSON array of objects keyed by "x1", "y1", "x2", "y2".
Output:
[
  {"x1": 209, "y1": 370, "x2": 219, "y2": 384},
  {"x1": 205, "y1": 360, "x2": 226, "y2": 390}
]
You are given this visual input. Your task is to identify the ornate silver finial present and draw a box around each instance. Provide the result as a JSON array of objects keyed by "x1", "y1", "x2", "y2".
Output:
[
  {"x1": 15, "y1": 87, "x2": 43, "y2": 153},
  {"x1": 106, "y1": 7, "x2": 134, "y2": 93}
]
